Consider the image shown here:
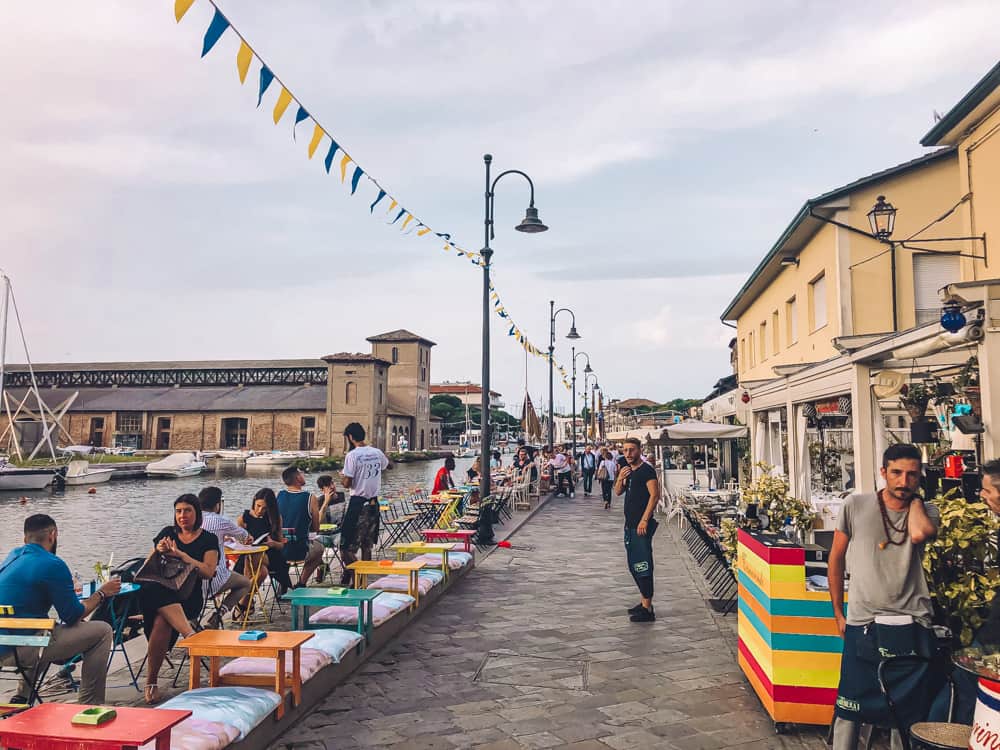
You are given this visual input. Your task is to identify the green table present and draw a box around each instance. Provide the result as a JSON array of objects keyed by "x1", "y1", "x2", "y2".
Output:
[{"x1": 282, "y1": 588, "x2": 383, "y2": 643}]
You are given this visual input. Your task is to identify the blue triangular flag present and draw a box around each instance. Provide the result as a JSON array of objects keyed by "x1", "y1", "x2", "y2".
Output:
[
  {"x1": 323, "y1": 140, "x2": 340, "y2": 173},
  {"x1": 201, "y1": 9, "x2": 230, "y2": 57},
  {"x1": 390, "y1": 208, "x2": 406, "y2": 225},
  {"x1": 435, "y1": 232, "x2": 452, "y2": 241},
  {"x1": 370, "y1": 189, "x2": 387, "y2": 213},
  {"x1": 257, "y1": 66, "x2": 274, "y2": 107},
  {"x1": 292, "y1": 106, "x2": 310, "y2": 140},
  {"x1": 350, "y1": 167, "x2": 364, "y2": 195}
]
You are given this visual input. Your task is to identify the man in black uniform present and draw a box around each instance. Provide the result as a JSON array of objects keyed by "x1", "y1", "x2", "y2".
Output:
[{"x1": 613, "y1": 437, "x2": 661, "y2": 622}]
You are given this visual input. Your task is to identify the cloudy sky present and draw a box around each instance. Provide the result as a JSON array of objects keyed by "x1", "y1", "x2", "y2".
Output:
[{"x1": 2, "y1": 1, "x2": 998, "y2": 414}]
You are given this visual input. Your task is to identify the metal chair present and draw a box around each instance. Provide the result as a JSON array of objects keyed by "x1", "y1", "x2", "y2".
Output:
[{"x1": 0, "y1": 606, "x2": 55, "y2": 711}]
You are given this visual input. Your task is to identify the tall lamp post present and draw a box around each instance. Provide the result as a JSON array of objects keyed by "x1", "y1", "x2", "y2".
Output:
[
  {"x1": 548, "y1": 302, "x2": 580, "y2": 450},
  {"x1": 584, "y1": 370, "x2": 598, "y2": 443},
  {"x1": 571, "y1": 348, "x2": 591, "y2": 460},
  {"x1": 479, "y1": 154, "x2": 547, "y2": 542}
]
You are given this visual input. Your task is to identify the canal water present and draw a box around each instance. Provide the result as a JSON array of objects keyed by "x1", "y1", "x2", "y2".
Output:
[{"x1": 0, "y1": 457, "x2": 476, "y2": 580}]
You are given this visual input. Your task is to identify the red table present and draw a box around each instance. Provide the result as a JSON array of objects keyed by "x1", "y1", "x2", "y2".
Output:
[
  {"x1": 0, "y1": 703, "x2": 191, "y2": 749},
  {"x1": 420, "y1": 528, "x2": 475, "y2": 552}
]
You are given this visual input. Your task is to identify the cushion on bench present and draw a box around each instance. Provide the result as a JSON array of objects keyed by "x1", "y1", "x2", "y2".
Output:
[
  {"x1": 158, "y1": 687, "x2": 280, "y2": 740},
  {"x1": 410, "y1": 551, "x2": 473, "y2": 570},
  {"x1": 367, "y1": 573, "x2": 437, "y2": 595},
  {"x1": 139, "y1": 717, "x2": 239, "y2": 750},
  {"x1": 217, "y1": 648, "x2": 331, "y2": 681},
  {"x1": 297, "y1": 628, "x2": 364, "y2": 661},
  {"x1": 309, "y1": 592, "x2": 414, "y2": 628}
]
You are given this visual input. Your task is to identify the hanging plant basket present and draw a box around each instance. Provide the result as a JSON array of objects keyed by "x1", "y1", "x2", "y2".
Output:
[
  {"x1": 837, "y1": 396, "x2": 852, "y2": 415},
  {"x1": 905, "y1": 404, "x2": 928, "y2": 421},
  {"x1": 964, "y1": 386, "x2": 982, "y2": 419}
]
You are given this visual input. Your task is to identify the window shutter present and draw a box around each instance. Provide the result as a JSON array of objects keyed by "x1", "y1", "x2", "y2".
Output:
[{"x1": 913, "y1": 253, "x2": 960, "y2": 325}]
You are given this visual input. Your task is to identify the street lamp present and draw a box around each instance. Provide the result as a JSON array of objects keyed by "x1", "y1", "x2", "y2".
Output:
[
  {"x1": 480, "y1": 154, "x2": 547, "y2": 543},
  {"x1": 584, "y1": 370, "x2": 598, "y2": 443},
  {"x1": 548, "y1": 301, "x2": 579, "y2": 450},
  {"x1": 571, "y1": 348, "x2": 591, "y2": 460},
  {"x1": 867, "y1": 195, "x2": 896, "y2": 240}
]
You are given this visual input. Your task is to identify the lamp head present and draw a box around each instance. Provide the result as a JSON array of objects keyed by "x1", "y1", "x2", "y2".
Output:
[
  {"x1": 780, "y1": 256, "x2": 799, "y2": 267},
  {"x1": 867, "y1": 195, "x2": 897, "y2": 240},
  {"x1": 584, "y1": 363, "x2": 593, "y2": 374},
  {"x1": 940, "y1": 302, "x2": 967, "y2": 333},
  {"x1": 516, "y1": 206, "x2": 548, "y2": 233},
  {"x1": 566, "y1": 326, "x2": 581, "y2": 340}
]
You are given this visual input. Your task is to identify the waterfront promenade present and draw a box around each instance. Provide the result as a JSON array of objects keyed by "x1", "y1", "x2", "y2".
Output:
[{"x1": 275, "y1": 497, "x2": 829, "y2": 749}]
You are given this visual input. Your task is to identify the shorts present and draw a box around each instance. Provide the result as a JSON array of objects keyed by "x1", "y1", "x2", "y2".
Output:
[{"x1": 339, "y1": 496, "x2": 380, "y2": 553}]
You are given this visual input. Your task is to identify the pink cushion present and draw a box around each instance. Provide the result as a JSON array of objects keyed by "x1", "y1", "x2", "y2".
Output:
[
  {"x1": 410, "y1": 551, "x2": 472, "y2": 570},
  {"x1": 310, "y1": 591, "x2": 414, "y2": 627},
  {"x1": 217, "y1": 648, "x2": 331, "y2": 681},
  {"x1": 139, "y1": 718, "x2": 239, "y2": 750},
  {"x1": 367, "y1": 574, "x2": 434, "y2": 595}
]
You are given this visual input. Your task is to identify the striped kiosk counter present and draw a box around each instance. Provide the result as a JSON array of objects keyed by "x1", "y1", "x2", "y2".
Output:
[{"x1": 736, "y1": 529, "x2": 846, "y2": 732}]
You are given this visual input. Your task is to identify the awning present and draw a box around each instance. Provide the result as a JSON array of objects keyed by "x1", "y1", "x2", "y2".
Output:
[{"x1": 654, "y1": 421, "x2": 747, "y2": 442}]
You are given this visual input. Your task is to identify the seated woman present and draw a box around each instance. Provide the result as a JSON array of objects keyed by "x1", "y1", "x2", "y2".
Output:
[
  {"x1": 432, "y1": 457, "x2": 456, "y2": 494},
  {"x1": 138, "y1": 494, "x2": 219, "y2": 705},
  {"x1": 237, "y1": 488, "x2": 292, "y2": 597},
  {"x1": 466, "y1": 458, "x2": 481, "y2": 484}
]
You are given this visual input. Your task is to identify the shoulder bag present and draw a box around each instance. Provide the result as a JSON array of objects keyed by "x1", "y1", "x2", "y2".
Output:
[{"x1": 135, "y1": 551, "x2": 198, "y2": 600}]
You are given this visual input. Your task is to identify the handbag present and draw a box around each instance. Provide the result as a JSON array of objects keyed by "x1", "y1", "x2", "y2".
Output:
[
  {"x1": 135, "y1": 551, "x2": 198, "y2": 600},
  {"x1": 596, "y1": 465, "x2": 609, "y2": 481}
]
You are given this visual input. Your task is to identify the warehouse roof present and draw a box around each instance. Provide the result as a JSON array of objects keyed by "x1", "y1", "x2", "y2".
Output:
[{"x1": 4, "y1": 385, "x2": 327, "y2": 413}]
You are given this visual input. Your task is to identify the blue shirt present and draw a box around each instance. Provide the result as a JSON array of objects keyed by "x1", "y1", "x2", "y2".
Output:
[{"x1": 0, "y1": 544, "x2": 84, "y2": 649}]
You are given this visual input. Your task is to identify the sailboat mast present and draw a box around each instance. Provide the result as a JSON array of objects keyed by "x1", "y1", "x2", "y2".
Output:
[{"x1": 0, "y1": 276, "x2": 9, "y2": 431}]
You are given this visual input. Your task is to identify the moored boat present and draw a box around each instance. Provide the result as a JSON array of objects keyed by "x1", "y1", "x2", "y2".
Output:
[
  {"x1": 146, "y1": 452, "x2": 207, "y2": 478},
  {"x1": 245, "y1": 450, "x2": 307, "y2": 466},
  {"x1": 0, "y1": 464, "x2": 55, "y2": 491},
  {"x1": 63, "y1": 460, "x2": 115, "y2": 486}
]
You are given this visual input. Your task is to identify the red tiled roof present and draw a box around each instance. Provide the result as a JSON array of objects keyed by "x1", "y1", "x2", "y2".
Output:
[
  {"x1": 430, "y1": 384, "x2": 501, "y2": 397},
  {"x1": 322, "y1": 353, "x2": 393, "y2": 366}
]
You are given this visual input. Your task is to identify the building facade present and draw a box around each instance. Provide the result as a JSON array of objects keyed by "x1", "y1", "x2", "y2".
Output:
[{"x1": 2, "y1": 329, "x2": 437, "y2": 455}]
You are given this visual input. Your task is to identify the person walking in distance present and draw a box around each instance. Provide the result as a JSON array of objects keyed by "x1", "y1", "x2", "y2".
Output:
[
  {"x1": 339, "y1": 422, "x2": 389, "y2": 587},
  {"x1": 580, "y1": 444, "x2": 597, "y2": 497},
  {"x1": 614, "y1": 437, "x2": 660, "y2": 622},
  {"x1": 827, "y1": 444, "x2": 939, "y2": 749},
  {"x1": 598, "y1": 447, "x2": 617, "y2": 510}
]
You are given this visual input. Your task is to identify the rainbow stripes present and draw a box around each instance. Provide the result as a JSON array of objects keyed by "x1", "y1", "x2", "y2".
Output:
[{"x1": 736, "y1": 530, "x2": 846, "y2": 726}]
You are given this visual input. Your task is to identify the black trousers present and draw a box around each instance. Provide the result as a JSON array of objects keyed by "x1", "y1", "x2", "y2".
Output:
[
  {"x1": 554, "y1": 472, "x2": 571, "y2": 495},
  {"x1": 582, "y1": 468, "x2": 595, "y2": 493},
  {"x1": 600, "y1": 479, "x2": 613, "y2": 503}
]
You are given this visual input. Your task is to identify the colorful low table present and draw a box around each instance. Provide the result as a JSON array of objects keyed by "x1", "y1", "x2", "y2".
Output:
[
  {"x1": 0, "y1": 703, "x2": 190, "y2": 750},
  {"x1": 282, "y1": 587, "x2": 382, "y2": 643},
  {"x1": 736, "y1": 529, "x2": 846, "y2": 729},
  {"x1": 420, "y1": 528, "x2": 475, "y2": 552},
  {"x1": 391, "y1": 542, "x2": 453, "y2": 579},
  {"x1": 348, "y1": 560, "x2": 426, "y2": 605},
  {"x1": 223, "y1": 544, "x2": 269, "y2": 627},
  {"x1": 178, "y1": 629, "x2": 314, "y2": 719}
]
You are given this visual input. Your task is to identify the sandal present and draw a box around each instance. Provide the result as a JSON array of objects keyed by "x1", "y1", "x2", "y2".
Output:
[{"x1": 144, "y1": 682, "x2": 162, "y2": 705}]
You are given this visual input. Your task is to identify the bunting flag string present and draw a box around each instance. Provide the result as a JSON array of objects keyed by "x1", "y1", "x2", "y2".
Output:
[{"x1": 173, "y1": 0, "x2": 571, "y2": 383}]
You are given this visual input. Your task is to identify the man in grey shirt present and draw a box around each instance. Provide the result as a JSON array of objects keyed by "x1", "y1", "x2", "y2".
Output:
[{"x1": 827, "y1": 443, "x2": 939, "y2": 749}]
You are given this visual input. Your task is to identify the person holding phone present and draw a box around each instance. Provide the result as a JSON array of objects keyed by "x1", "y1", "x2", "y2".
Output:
[{"x1": 613, "y1": 437, "x2": 661, "y2": 622}]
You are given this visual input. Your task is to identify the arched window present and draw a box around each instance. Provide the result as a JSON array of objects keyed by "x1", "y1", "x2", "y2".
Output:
[
  {"x1": 392, "y1": 426, "x2": 398, "y2": 447},
  {"x1": 345, "y1": 382, "x2": 357, "y2": 405},
  {"x1": 391, "y1": 347, "x2": 399, "y2": 363}
]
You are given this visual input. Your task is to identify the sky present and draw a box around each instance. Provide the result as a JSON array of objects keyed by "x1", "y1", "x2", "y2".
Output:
[{"x1": 2, "y1": 1, "x2": 998, "y2": 415}]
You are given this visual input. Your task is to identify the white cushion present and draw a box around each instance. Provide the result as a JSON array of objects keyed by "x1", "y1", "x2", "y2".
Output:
[
  {"x1": 139, "y1": 718, "x2": 240, "y2": 750},
  {"x1": 309, "y1": 592, "x2": 414, "y2": 628},
  {"x1": 367, "y1": 574, "x2": 435, "y2": 595},
  {"x1": 158, "y1": 687, "x2": 280, "y2": 740},
  {"x1": 217, "y1": 648, "x2": 331, "y2": 681},
  {"x1": 410, "y1": 551, "x2": 473, "y2": 570},
  {"x1": 297, "y1": 628, "x2": 364, "y2": 661}
]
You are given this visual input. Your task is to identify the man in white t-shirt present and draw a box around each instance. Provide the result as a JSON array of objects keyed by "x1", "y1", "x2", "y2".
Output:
[
  {"x1": 548, "y1": 446, "x2": 573, "y2": 497},
  {"x1": 339, "y1": 422, "x2": 390, "y2": 585}
]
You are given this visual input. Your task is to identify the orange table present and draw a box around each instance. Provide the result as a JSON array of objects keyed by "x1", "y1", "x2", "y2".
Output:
[
  {"x1": 0, "y1": 703, "x2": 190, "y2": 749},
  {"x1": 178, "y1": 630, "x2": 314, "y2": 719}
]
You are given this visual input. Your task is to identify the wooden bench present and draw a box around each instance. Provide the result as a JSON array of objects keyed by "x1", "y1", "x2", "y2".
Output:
[{"x1": 0, "y1": 605, "x2": 57, "y2": 710}]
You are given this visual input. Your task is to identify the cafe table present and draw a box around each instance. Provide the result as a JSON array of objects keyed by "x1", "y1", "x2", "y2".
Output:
[
  {"x1": 420, "y1": 528, "x2": 475, "y2": 552},
  {"x1": 0, "y1": 703, "x2": 191, "y2": 750},
  {"x1": 282, "y1": 587, "x2": 382, "y2": 643},
  {"x1": 391, "y1": 542, "x2": 453, "y2": 579},
  {"x1": 347, "y1": 560, "x2": 426, "y2": 605},
  {"x1": 952, "y1": 647, "x2": 1000, "y2": 749},
  {"x1": 178, "y1": 630, "x2": 314, "y2": 719},
  {"x1": 223, "y1": 543, "x2": 269, "y2": 627}
]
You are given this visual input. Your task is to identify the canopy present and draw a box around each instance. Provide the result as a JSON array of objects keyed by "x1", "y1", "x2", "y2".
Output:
[{"x1": 659, "y1": 421, "x2": 747, "y2": 441}]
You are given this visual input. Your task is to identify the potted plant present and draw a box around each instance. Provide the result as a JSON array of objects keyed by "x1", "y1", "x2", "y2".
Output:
[
  {"x1": 955, "y1": 355, "x2": 981, "y2": 418},
  {"x1": 900, "y1": 382, "x2": 932, "y2": 421},
  {"x1": 740, "y1": 462, "x2": 814, "y2": 540}
]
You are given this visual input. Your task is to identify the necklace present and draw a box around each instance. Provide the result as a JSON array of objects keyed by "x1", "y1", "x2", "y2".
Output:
[{"x1": 877, "y1": 491, "x2": 909, "y2": 550}]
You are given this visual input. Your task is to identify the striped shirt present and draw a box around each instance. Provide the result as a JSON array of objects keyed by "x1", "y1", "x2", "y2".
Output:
[{"x1": 200, "y1": 511, "x2": 249, "y2": 596}]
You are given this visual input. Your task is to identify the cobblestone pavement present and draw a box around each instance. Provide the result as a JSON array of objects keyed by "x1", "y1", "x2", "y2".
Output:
[{"x1": 276, "y1": 495, "x2": 830, "y2": 749}]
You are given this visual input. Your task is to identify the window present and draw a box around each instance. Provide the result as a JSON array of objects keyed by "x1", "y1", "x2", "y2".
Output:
[
  {"x1": 759, "y1": 322, "x2": 767, "y2": 361},
  {"x1": 378, "y1": 383, "x2": 383, "y2": 405},
  {"x1": 391, "y1": 347, "x2": 399, "y2": 363},
  {"x1": 155, "y1": 417, "x2": 172, "y2": 450},
  {"x1": 913, "y1": 253, "x2": 960, "y2": 325},
  {"x1": 116, "y1": 412, "x2": 142, "y2": 433},
  {"x1": 221, "y1": 417, "x2": 248, "y2": 448},
  {"x1": 300, "y1": 416, "x2": 316, "y2": 451},
  {"x1": 771, "y1": 311, "x2": 779, "y2": 353},
  {"x1": 739, "y1": 338, "x2": 746, "y2": 373},
  {"x1": 345, "y1": 382, "x2": 358, "y2": 406},
  {"x1": 748, "y1": 330, "x2": 756, "y2": 367},
  {"x1": 88, "y1": 417, "x2": 105, "y2": 446},
  {"x1": 421, "y1": 367, "x2": 427, "y2": 382},
  {"x1": 786, "y1": 297, "x2": 798, "y2": 343},
  {"x1": 810, "y1": 273, "x2": 827, "y2": 331}
]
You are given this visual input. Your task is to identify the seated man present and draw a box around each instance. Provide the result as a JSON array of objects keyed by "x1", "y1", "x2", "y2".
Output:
[
  {"x1": 198, "y1": 487, "x2": 253, "y2": 627},
  {"x1": 0, "y1": 514, "x2": 120, "y2": 705},
  {"x1": 277, "y1": 466, "x2": 328, "y2": 588}
]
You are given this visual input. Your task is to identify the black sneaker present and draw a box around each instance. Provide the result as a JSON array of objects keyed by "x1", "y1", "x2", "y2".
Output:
[
  {"x1": 627, "y1": 603, "x2": 645, "y2": 616},
  {"x1": 629, "y1": 607, "x2": 655, "y2": 623}
]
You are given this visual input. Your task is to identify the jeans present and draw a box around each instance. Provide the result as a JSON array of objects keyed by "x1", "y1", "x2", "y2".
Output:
[
  {"x1": 601, "y1": 479, "x2": 613, "y2": 503},
  {"x1": 582, "y1": 468, "x2": 595, "y2": 494}
]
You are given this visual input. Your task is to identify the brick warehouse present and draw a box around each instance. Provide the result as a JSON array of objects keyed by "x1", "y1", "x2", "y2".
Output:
[{"x1": 1, "y1": 330, "x2": 441, "y2": 455}]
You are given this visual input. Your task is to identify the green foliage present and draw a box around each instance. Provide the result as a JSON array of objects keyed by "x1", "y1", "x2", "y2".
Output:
[
  {"x1": 290, "y1": 456, "x2": 343, "y2": 472},
  {"x1": 923, "y1": 489, "x2": 1000, "y2": 645},
  {"x1": 741, "y1": 462, "x2": 815, "y2": 532},
  {"x1": 720, "y1": 518, "x2": 739, "y2": 569}
]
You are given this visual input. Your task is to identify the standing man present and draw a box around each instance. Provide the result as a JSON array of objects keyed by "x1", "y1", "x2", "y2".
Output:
[
  {"x1": 548, "y1": 446, "x2": 570, "y2": 497},
  {"x1": 580, "y1": 444, "x2": 597, "y2": 497},
  {"x1": 339, "y1": 422, "x2": 389, "y2": 586},
  {"x1": 614, "y1": 437, "x2": 660, "y2": 622},
  {"x1": 828, "y1": 444, "x2": 940, "y2": 749}
]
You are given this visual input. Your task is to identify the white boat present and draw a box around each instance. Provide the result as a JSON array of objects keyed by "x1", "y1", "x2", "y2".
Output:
[
  {"x1": 63, "y1": 460, "x2": 115, "y2": 486},
  {"x1": 216, "y1": 449, "x2": 253, "y2": 462},
  {"x1": 245, "y1": 451, "x2": 306, "y2": 466},
  {"x1": 146, "y1": 452, "x2": 207, "y2": 478},
  {"x1": 0, "y1": 464, "x2": 55, "y2": 491},
  {"x1": 60, "y1": 445, "x2": 95, "y2": 456},
  {"x1": 107, "y1": 447, "x2": 136, "y2": 457}
]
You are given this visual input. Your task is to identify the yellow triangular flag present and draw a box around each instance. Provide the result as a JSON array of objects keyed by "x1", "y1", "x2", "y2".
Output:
[
  {"x1": 417, "y1": 227, "x2": 431, "y2": 236},
  {"x1": 236, "y1": 41, "x2": 253, "y2": 84},
  {"x1": 175, "y1": 0, "x2": 196, "y2": 22},
  {"x1": 339, "y1": 153, "x2": 351, "y2": 182},
  {"x1": 388, "y1": 199, "x2": 398, "y2": 213},
  {"x1": 401, "y1": 214, "x2": 415, "y2": 230},
  {"x1": 307, "y1": 124, "x2": 324, "y2": 158},
  {"x1": 273, "y1": 88, "x2": 293, "y2": 123}
]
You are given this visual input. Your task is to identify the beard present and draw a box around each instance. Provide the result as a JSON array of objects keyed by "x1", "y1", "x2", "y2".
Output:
[
  {"x1": 888, "y1": 485, "x2": 915, "y2": 501},
  {"x1": 51, "y1": 539, "x2": 57, "y2": 555}
]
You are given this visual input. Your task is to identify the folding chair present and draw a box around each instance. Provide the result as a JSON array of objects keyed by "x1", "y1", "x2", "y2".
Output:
[{"x1": 0, "y1": 606, "x2": 55, "y2": 712}]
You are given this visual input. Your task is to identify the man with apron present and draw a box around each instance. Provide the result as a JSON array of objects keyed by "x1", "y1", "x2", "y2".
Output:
[
  {"x1": 339, "y1": 422, "x2": 389, "y2": 587},
  {"x1": 828, "y1": 443, "x2": 940, "y2": 748}
]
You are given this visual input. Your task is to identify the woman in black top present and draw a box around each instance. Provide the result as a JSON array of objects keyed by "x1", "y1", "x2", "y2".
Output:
[
  {"x1": 138, "y1": 494, "x2": 219, "y2": 704},
  {"x1": 237, "y1": 488, "x2": 292, "y2": 593}
]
